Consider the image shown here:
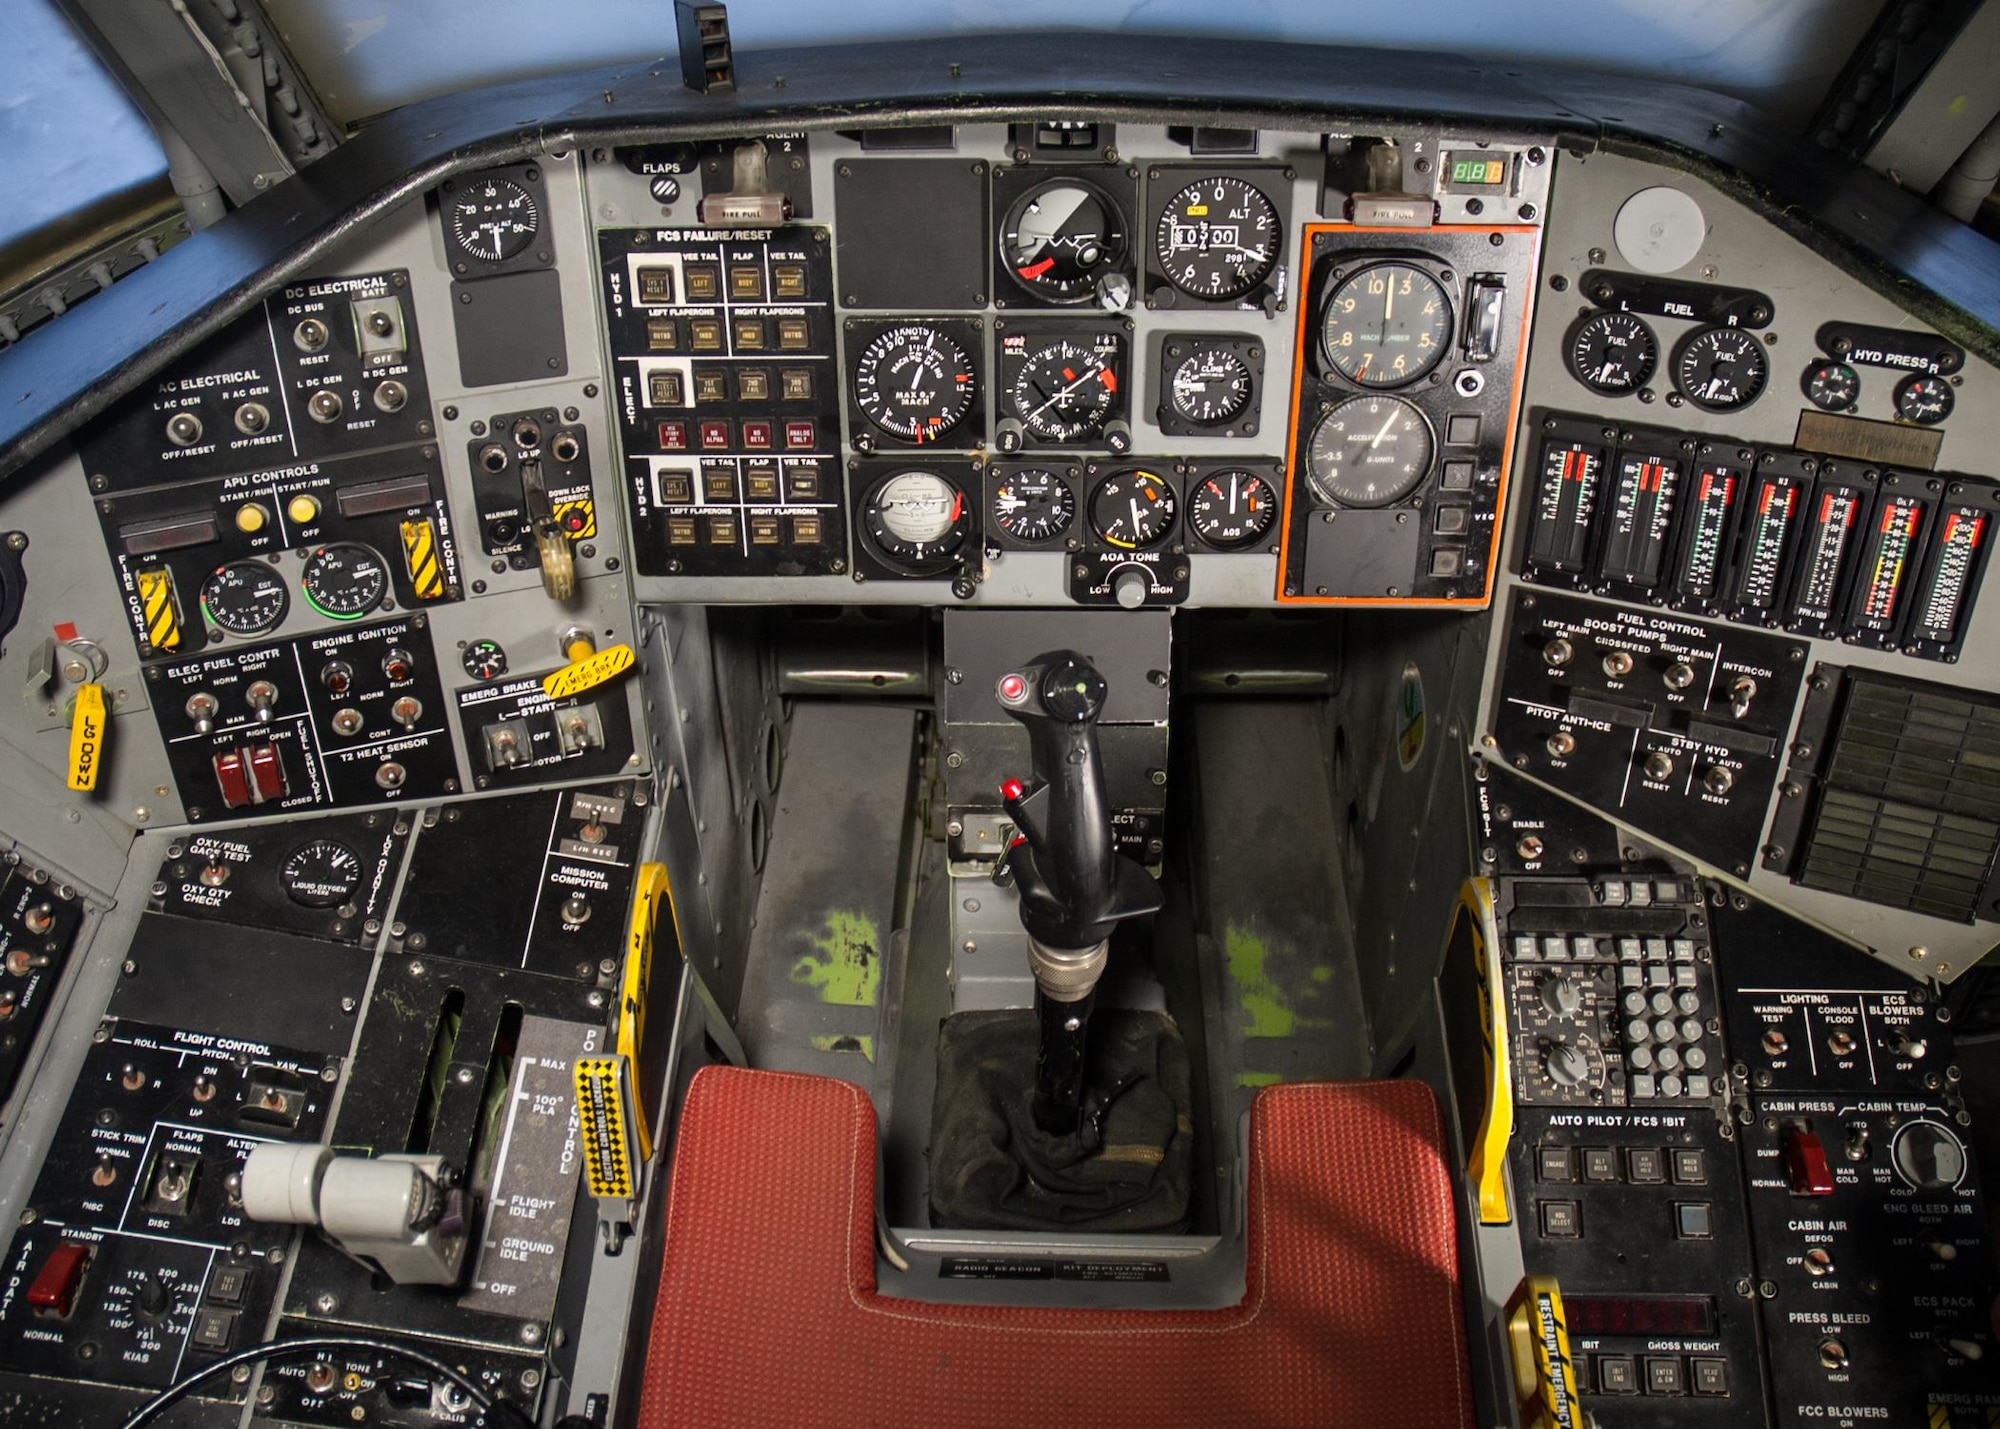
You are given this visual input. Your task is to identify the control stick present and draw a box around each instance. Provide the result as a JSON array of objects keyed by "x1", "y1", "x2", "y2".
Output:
[{"x1": 996, "y1": 650, "x2": 1162, "y2": 1134}]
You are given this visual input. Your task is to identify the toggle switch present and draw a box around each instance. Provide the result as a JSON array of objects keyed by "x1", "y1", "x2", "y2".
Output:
[{"x1": 1782, "y1": 1126, "x2": 1835, "y2": 1196}]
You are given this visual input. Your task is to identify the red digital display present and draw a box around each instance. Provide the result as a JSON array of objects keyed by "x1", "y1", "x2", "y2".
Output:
[{"x1": 1562, "y1": 1294, "x2": 1715, "y2": 1338}]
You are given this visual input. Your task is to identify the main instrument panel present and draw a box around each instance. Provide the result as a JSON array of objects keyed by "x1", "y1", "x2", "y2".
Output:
[{"x1": 0, "y1": 44, "x2": 1997, "y2": 1429}]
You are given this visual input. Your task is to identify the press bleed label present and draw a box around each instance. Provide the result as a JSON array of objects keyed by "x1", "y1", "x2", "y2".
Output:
[
  {"x1": 67, "y1": 683, "x2": 107, "y2": 792},
  {"x1": 542, "y1": 643, "x2": 635, "y2": 699}
]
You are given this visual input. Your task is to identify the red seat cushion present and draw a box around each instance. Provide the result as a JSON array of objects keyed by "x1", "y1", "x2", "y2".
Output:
[{"x1": 639, "y1": 1066, "x2": 1473, "y2": 1428}]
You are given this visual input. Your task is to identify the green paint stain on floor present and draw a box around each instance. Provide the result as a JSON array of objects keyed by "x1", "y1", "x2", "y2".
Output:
[
  {"x1": 810, "y1": 1034, "x2": 876, "y2": 1062},
  {"x1": 1225, "y1": 925, "x2": 1332, "y2": 1039},
  {"x1": 791, "y1": 911, "x2": 882, "y2": 1007},
  {"x1": 1238, "y1": 1071, "x2": 1284, "y2": 1088}
]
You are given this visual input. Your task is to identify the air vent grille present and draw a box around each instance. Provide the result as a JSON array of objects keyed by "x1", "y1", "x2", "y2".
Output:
[{"x1": 1797, "y1": 677, "x2": 2000, "y2": 923}]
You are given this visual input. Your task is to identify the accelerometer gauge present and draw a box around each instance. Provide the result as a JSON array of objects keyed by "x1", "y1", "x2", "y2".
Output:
[
  {"x1": 991, "y1": 469, "x2": 1075, "y2": 542},
  {"x1": 1154, "y1": 176, "x2": 1280, "y2": 300},
  {"x1": 446, "y1": 176, "x2": 539, "y2": 263},
  {"x1": 1895, "y1": 373, "x2": 1954, "y2": 424},
  {"x1": 300, "y1": 543, "x2": 389, "y2": 620},
  {"x1": 281, "y1": 839, "x2": 363, "y2": 909},
  {"x1": 1166, "y1": 345, "x2": 1253, "y2": 426},
  {"x1": 200, "y1": 560, "x2": 290, "y2": 637},
  {"x1": 853, "y1": 325, "x2": 976, "y2": 443},
  {"x1": 1567, "y1": 311, "x2": 1657, "y2": 395},
  {"x1": 1007, "y1": 338, "x2": 1118, "y2": 443},
  {"x1": 1320, "y1": 262, "x2": 1451, "y2": 388},
  {"x1": 1305, "y1": 395, "x2": 1435, "y2": 508},
  {"x1": 1088, "y1": 469, "x2": 1177, "y2": 549},
  {"x1": 1188, "y1": 470, "x2": 1276, "y2": 549},
  {"x1": 999, "y1": 179, "x2": 1128, "y2": 303},
  {"x1": 862, "y1": 470, "x2": 968, "y2": 568},
  {"x1": 1672, "y1": 326, "x2": 1768, "y2": 411},
  {"x1": 461, "y1": 638, "x2": 509, "y2": 681},
  {"x1": 1802, "y1": 359, "x2": 1860, "y2": 411}
]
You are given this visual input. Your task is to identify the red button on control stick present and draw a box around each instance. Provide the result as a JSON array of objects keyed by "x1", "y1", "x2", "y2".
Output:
[
  {"x1": 1000, "y1": 778, "x2": 1025, "y2": 802},
  {"x1": 997, "y1": 673, "x2": 1028, "y2": 705}
]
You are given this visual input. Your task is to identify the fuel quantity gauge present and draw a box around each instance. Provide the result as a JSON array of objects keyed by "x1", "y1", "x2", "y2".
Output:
[{"x1": 1567, "y1": 311, "x2": 1657, "y2": 395}]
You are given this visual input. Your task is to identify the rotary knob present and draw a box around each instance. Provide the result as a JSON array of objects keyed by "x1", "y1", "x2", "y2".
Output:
[
  {"x1": 1539, "y1": 974, "x2": 1583, "y2": 1018},
  {"x1": 1893, "y1": 1121, "x2": 1967, "y2": 1191},
  {"x1": 1541, "y1": 1039, "x2": 1591, "y2": 1087}
]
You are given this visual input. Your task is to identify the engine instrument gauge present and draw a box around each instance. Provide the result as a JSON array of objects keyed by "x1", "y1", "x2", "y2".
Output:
[
  {"x1": 853, "y1": 325, "x2": 977, "y2": 443},
  {"x1": 1165, "y1": 344, "x2": 1254, "y2": 426},
  {"x1": 461, "y1": 638, "x2": 509, "y2": 681},
  {"x1": 1803, "y1": 359, "x2": 1860, "y2": 411},
  {"x1": 1895, "y1": 373, "x2": 1954, "y2": 424},
  {"x1": 281, "y1": 839, "x2": 364, "y2": 908},
  {"x1": 300, "y1": 543, "x2": 390, "y2": 620},
  {"x1": 1088, "y1": 469, "x2": 1177, "y2": 549},
  {"x1": 1305, "y1": 395, "x2": 1435, "y2": 508},
  {"x1": 1188, "y1": 470, "x2": 1276, "y2": 549},
  {"x1": 1006, "y1": 338, "x2": 1118, "y2": 443},
  {"x1": 861, "y1": 470, "x2": 969, "y2": 569},
  {"x1": 1672, "y1": 326, "x2": 1768, "y2": 411},
  {"x1": 991, "y1": 469, "x2": 1075, "y2": 543},
  {"x1": 1154, "y1": 176, "x2": 1280, "y2": 300},
  {"x1": 1567, "y1": 311, "x2": 1657, "y2": 395},
  {"x1": 1319, "y1": 262, "x2": 1451, "y2": 388},
  {"x1": 446, "y1": 176, "x2": 539, "y2": 263},
  {"x1": 999, "y1": 179, "x2": 1128, "y2": 303},
  {"x1": 200, "y1": 561, "x2": 290, "y2": 637}
]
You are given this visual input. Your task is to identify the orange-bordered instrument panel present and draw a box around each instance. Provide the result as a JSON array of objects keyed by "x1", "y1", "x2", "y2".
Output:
[{"x1": 1277, "y1": 223, "x2": 1540, "y2": 606}]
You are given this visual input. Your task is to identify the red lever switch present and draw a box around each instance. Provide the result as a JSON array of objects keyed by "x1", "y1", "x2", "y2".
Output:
[
  {"x1": 27, "y1": 1241, "x2": 91, "y2": 1317},
  {"x1": 1782, "y1": 1126, "x2": 1835, "y2": 1196}
]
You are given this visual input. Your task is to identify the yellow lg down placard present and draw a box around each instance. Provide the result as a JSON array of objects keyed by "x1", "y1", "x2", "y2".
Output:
[{"x1": 67, "y1": 683, "x2": 107, "y2": 792}]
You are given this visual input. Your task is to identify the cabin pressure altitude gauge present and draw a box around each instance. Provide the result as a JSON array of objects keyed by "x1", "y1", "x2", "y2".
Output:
[{"x1": 446, "y1": 176, "x2": 540, "y2": 263}]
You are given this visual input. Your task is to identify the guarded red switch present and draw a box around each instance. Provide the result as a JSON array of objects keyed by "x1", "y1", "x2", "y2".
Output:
[
  {"x1": 246, "y1": 743, "x2": 286, "y2": 803},
  {"x1": 27, "y1": 1241, "x2": 91, "y2": 1316},
  {"x1": 1782, "y1": 1126, "x2": 1835, "y2": 1196},
  {"x1": 213, "y1": 749, "x2": 252, "y2": 809}
]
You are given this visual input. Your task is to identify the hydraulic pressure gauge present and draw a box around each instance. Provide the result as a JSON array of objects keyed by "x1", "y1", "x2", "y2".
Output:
[
  {"x1": 1006, "y1": 337, "x2": 1119, "y2": 444},
  {"x1": 861, "y1": 470, "x2": 969, "y2": 570},
  {"x1": 300, "y1": 543, "x2": 390, "y2": 621},
  {"x1": 1188, "y1": 470, "x2": 1276, "y2": 549},
  {"x1": 1305, "y1": 395, "x2": 1435, "y2": 508},
  {"x1": 991, "y1": 469, "x2": 1075, "y2": 543},
  {"x1": 446, "y1": 176, "x2": 539, "y2": 263},
  {"x1": 1895, "y1": 373, "x2": 1954, "y2": 424},
  {"x1": 853, "y1": 325, "x2": 977, "y2": 444},
  {"x1": 1165, "y1": 345, "x2": 1254, "y2": 426},
  {"x1": 1154, "y1": 176, "x2": 1280, "y2": 300},
  {"x1": 999, "y1": 178, "x2": 1128, "y2": 303},
  {"x1": 1802, "y1": 359, "x2": 1860, "y2": 412},
  {"x1": 1320, "y1": 262, "x2": 1452, "y2": 388},
  {"x1": 1567, "y1": 311, "x2": 1657, "y2": 395},
  {"x1": 1088, "y1": 469, "x2": 1176, "y2": 549},
  {"x1": 1672, "y1": 326, "x2": 1768, "y2": 411},
  {"x1": 200, "y1": 560, "x2": 290, "y2": 637}
]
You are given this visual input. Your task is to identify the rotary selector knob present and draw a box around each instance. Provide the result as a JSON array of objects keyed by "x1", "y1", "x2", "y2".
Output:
[
  {"x1": 1113, "y1": 569, "x2": 1150, "y2": 609},
  {"x1": 1893, "y1": 1121, "x2": 1968, "y2": 1190},
  {"x1": 1542, "y1": 1039, "x2": 1591, "y2": 1087},
  {"x1": 1539, "y1": 974, "x2": 1583, "y2": 1018}
]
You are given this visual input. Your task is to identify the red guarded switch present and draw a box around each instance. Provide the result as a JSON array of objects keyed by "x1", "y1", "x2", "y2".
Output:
[
  {"x1": 1782, "y1": 1126, "x2": 1835, "y2": 1196},
  {"x1": 27, "y1": 1241, "x2": 92, "y2": 1317},
  {"x1": 246, "y1": 743, "x2": 286, "y2": 803},
  {"x1": 213, "y1": 749, "x2": 252, "y2": 810}
]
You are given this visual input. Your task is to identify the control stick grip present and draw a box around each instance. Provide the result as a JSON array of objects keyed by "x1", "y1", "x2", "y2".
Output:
[{"x1": 997, "y1": 650, "x2": 1159, "y2": 949}]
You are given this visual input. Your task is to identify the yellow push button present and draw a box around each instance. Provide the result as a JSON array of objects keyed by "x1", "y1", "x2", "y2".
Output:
[
  {"x1": 287, "y1": 494, "x2": 322, "y2": 525},
  {"x1": 234, "y1": 503, "x2": 268, "y2": 534}
]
